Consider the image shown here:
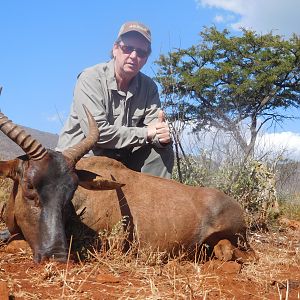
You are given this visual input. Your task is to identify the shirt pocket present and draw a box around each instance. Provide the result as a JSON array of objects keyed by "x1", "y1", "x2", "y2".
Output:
[{"x1": 111, "y1": 97, "x2": 123, "y2": 124}]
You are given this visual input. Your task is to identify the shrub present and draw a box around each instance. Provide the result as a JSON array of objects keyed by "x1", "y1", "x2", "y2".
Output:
[{"x1": 173, "y1": 156, "x2": 280, "y2": 226}]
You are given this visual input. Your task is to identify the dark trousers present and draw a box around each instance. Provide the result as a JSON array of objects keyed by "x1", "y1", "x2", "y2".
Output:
[{"x1": 100, "y1": 143, "x2": 174, "y2": 179}]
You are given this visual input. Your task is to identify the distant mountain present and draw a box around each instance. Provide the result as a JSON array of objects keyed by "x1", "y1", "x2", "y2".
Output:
[{"x1": 0, "y1": 126, "x2": 59, "y2": 160}]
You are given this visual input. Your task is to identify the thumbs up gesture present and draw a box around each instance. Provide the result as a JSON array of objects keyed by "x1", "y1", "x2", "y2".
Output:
[
  {"x1": 147, "y1": 110, "x2": 171, "y2": 144},
  {"x1": 157, "y1": 110, "x2": 165, "y2": 123},
  {"x1": 155, "y1": 110, "x2": 171, "y2": 144},
  {"x1": 148, "y1": 110, "x2": 171, "y2": 144}
]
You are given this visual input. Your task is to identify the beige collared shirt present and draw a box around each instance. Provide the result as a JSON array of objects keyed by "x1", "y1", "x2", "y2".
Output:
[{"x1": 56, "y1": 59, "x2": 161, "y2": 155}]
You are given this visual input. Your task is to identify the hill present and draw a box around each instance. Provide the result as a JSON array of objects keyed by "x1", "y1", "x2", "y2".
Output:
[{"x1": 0, "y1": 126, "x2": 59, "y2": 160}]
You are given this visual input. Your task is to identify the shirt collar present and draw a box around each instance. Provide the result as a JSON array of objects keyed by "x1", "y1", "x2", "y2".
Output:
[{"x1": 106, "y1": 59, "x2": 117, "y2": 90}]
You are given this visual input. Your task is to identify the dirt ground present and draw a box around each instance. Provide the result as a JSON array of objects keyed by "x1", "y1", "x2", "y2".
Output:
[{"x1": 0, "y1": 223, "x2": 299, "y2": 300}]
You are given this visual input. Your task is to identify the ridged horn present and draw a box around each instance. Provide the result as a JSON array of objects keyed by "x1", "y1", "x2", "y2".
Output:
[
  {"x1": 62, "y1": 105, "x2": 99, "y2": 166},
  {"x1": 0, "y1": 112, "x2": 48, "y2": 160}
]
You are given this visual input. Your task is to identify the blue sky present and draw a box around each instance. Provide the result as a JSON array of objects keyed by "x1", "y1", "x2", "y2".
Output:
[{"x1": 1, "y1": 0, "x2": 300, "y2": 156}]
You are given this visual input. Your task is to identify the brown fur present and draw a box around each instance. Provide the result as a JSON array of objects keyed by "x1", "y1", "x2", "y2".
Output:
[
  {"x1": 0, "y1": 153, "x2": 254, "y2": 262},
  {"x1": 73, "y1": 156, "x2": 252, "y2": 257}
]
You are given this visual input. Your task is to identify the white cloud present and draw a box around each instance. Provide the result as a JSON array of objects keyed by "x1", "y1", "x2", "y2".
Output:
[
  {"x1": 258, "y1": 132, "x2": 300, "y2": 161},
  {"x1": 200, "y1": 0, "x2": 251, "y2": 14},
  {"x1": 213, "y1": 13, "x2": 236, "y2": 24},
  {"x1": 197, "y1": 0, "x2": 300, "y2": 37},
  {"x1": 214, "y1": 15, "x2": 224, "y2": 23},
  {"x1": 176, "y1": 121, "x2": 300, "y2": 161}
]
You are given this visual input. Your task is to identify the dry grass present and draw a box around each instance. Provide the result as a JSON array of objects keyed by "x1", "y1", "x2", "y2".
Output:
[
  {"x1": 0, "y1": 180, "x2": 299, "y2": 299},
  {"x1": 243, "y1": 231, "x2": 300, "y2": 297},
  {"x1": 1, "y1": 219, "x2": 299, "y2": 299},
  {"x1": 280, "y1": 194, "x2": 300, "y2": 222},
  {"x1": 0, "y1": 178, "x2": 12, "y2": 200}
]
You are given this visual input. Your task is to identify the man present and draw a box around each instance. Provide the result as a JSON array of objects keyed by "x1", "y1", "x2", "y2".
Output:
[{"x1": 56, "y1": 21, "x2": 174, "y2": 178}]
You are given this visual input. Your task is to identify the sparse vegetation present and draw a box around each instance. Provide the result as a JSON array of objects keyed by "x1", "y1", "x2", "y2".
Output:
[
  {"x1": 0, "y1": 178, "x2": 12, "y2": 224},
  {"x1": 0, "y1": 216, "x2": 299, "y2": 299},
  {"x1": 0, "y1": 130, "x2": 300, "y2": 299},
  {"x1": 172, "y1": 155, "x2": 283, "y2": 227},
  {"x1": 0, "y1": 127, "x2": 300, "y2": 298},
  {"x1": 279, "y1": 194, "x2": 300, "y2": 221}
]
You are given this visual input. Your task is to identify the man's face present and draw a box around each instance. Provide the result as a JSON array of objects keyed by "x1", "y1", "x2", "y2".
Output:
[{"x1": 113, "y1": 33, "x2": 150, "y2": 81}]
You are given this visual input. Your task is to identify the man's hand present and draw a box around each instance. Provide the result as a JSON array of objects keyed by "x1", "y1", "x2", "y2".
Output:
[
  {"x1": 155, "y1": 110, "x2": 171, "y2": 144},
  {"x1": 147, "y1": 110, "x2": 171, "y2": 144}
]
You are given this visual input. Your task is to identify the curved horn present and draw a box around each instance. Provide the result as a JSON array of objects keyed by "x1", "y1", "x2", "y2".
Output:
[
  {"x1": 0, "y1": 112, "x2": 48, "y2": 160},
  {"x1": 62, "y1": 105, "x2": 99, "y2": 166}
]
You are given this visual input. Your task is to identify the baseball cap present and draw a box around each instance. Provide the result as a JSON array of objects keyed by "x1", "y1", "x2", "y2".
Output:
[{"x1": 118, "y1": 21, "x2": 151, "y2": 43}]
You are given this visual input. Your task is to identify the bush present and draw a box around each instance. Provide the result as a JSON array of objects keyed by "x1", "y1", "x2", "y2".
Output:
[
  {"x1": 173, "y1": 155, "x2": 280, "y2": 226},
  {"x1": 0, "y1": 178, "x2": 12, "y2": 221}
]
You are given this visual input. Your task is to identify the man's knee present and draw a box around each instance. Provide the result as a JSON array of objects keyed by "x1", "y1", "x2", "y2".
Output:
[
  {"x1": 141, "y1": 144, "x2": 174, "y2": 178},
  {"x1": 109, "y1": 143, "x2": 174, "y2": 179}
]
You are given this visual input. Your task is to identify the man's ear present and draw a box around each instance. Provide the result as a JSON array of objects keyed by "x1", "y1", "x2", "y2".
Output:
[
  {"x1": 112, "y1": 43, "x2": 119, "y2": 59},
  {"x1": 76, "y1": 169, "x2": 125, "y2": 190}
]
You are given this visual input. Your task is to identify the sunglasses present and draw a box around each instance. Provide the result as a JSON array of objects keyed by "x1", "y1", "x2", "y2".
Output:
[{"x1": 118, "y1": 44, "x2": 149, "y2": 58}]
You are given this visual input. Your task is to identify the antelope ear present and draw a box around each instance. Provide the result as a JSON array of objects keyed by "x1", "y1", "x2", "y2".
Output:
[
  {"x1": 0, "y1": 159, "x2": 21, "y2": 181},
  {"x1": 76, "y1": 169, "x2": 125, "y2": 190}
]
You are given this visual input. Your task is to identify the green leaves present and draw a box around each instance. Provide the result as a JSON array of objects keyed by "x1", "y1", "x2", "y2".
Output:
[{"x1": 155, "y1": 26, "x2": 300, "y2": 155}]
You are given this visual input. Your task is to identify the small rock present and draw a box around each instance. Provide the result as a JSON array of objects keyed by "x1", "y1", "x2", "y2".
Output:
[
  {"x1": 96, "y1": 273, "x2": 120, "y2": 284},
  {"x1": 219, "y1": 261, "x2": 242, "y2": 274}
]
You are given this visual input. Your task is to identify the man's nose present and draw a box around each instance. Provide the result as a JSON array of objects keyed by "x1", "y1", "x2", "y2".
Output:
[{"x1": 129, "y1": 50, "x2": 138, "y2": 59}]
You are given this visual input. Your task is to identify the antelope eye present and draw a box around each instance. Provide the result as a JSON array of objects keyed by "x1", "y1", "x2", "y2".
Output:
[
  {"x1": 27, "y1": 183, "x2": 34, "y2": 190},
  {"x1": 23, "y1": 182, "x2": 36, "y2": 200}
]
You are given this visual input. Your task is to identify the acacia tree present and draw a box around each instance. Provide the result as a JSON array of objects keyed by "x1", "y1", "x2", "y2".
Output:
[{"x1": 155, "y1": 26, "x2": 300, "y2": 158}]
